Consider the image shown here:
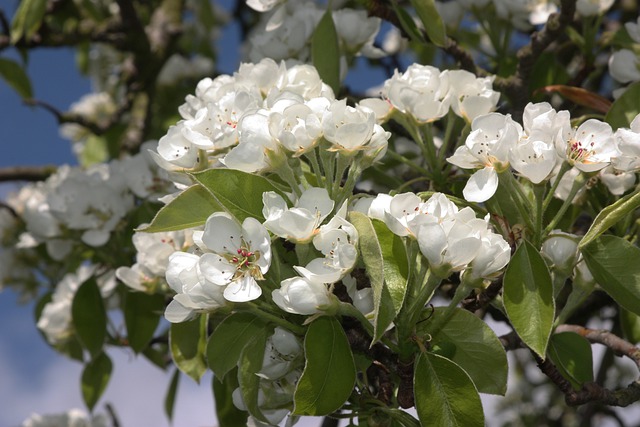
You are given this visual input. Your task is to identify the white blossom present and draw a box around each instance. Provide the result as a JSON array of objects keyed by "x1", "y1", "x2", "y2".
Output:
[
  {"x1": 555, "y1": 118, "x2": 618, "y2": 173},
  {"x1": 272, "y1": 276, "x2": 332, "y2": 315},
  {"x1": 262, "y1": 187, "x2": 334, "y2": 243},
  {"x1": 21, "y1": 408, "x2": 109, "y2": 427},
  {"x1": 446, "y1": 70, "x2": 500, "y2": 122},
  {"x1": 447, "y1": 113, "x2": 522, "y2": 202}
]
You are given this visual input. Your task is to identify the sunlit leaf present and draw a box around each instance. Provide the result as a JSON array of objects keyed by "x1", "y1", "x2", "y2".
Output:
[
  {"x1": 311, "y1": 9, "x2": 340, "y2": 94},
  {"x1": 293, "y1": 317, "x2": 356, "y2": 416},
  {"x1": 582, "y1": 236, "x2": 640, "y2": 317},
  {"x1": 139, "y1": 185, "x2": 222, "y2": 232},
  {"x1": 548, "y1": 332, "x2": 593, "y2": 390},
  {"x1": 0, "y1": 58, "x2": 33, "y2": 98},
  {"x1": 10, "y1": 0, "x2": 47, "y2": 44},
  {"x1": 170, "y1": 315, "x2": 208, "y2": 382},
  {"x1": 414, "y1": 352, "x2": 484, "y2": 427},
  {"x1": 579, "y1": 189, "x2": 640, "y2": 249},
  {"x1": 192, "y1": 169, "x2": 285, "y2": 223},
  {"x1": 410, "y1": 0, "x2": 446, "y2": 47},
  {"x1": 81, "y1": 352, "x2": 112, "y2": 411},
  {"x1": 419, "y1": 307, "x2": 508, "y2": 395},
  {"x1": 605, "y1": 81, "x2": 640, "y2": 129},
  {"x1": 503, "y1": 240, "x2": 554, "y2": 358},
  {"x1": 72, "y1": 278, "x2": 107, "y2": 358}
]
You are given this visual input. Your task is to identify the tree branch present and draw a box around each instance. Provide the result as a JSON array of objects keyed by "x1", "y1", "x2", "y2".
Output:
[
  {"x1": 0, "y1": 165, "x2": 57, "y2": 182},
  {"x1": 500, "y1": 0, "x2": 577, "y2": 118},
  {"x1": 534, "y1": 325, "x2": 640, "y2": 407}
]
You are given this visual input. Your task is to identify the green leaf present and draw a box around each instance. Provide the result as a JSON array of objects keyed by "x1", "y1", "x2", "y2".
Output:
[
  {"x1": 349, "y1": 212, "x2": 408, "y2": 343},
  {"x1": 78, "y1": 135, "x2": 109, "y2": 167},
  {"x1": 164, "y1": 368, "x2": 180, "y2": 422},
  {"x1": 139, "y1": 184, "x2": 222, "y2": 232},
  {"x1": 581, "y1": 236, "x2": 640, "y2": 317},
  {"x1": 391, "y1": 2, "x2": 425, "y2": 43},
  {"x1": 81, "y1": 352, "x2": 112, "y2": 411},
  {"x1": 170, "y1": 315, "x2": 208, "y2": 382},
  {"x1": 72, "y1": 278, "x2": 107, "y2": 358},
  {"x1": 620, "y1": 308, "x2": 640, "y2": 344},
  {"x1": 579, "y1": 189, "x2": 640, "y2": 249},
  {"x1": 237, "y1": 327, "x2": 269, "y2": 423},
  {"x1": 503, "y1": 240, "x2": 555, "y2": 358},
  {"x1": 206, "y1": 312, "x2": 269, "y2": 380},
  {"x1": 124, "y1": 292, "x2": 164, "y2": 354},
  {"x1": 10, "y1": 0, "x2": 47, "y2": 44},
  {"x1": 418, "y1": 307, "x2": 508, "y2": 395},
  {"x1": 414, "y1": 352, "x2": 484, "y2": 427},
  {"x1": 548, "y1": 332, "x2": 593, "y2": 390},
  {"x1": 192, "y1": 169, "x2": 285, "y2": 223},
  {"x1": 293, "y1": 317, "x2": 356, "y2": 416},
  {"x1": 605, "y1": 81, "x2": 640, "y2": 129},
  {"x1": 311, "y1": 9, "x2": 340, "y2": 94},
  {"x1": 410, "y1": 0, "x2": 446, "y2": 47},
  {"x1": 213, "y1": 370, "x2": 248, "y2": 427},
  {"x1": 0, "y1": 58, "x2": 33, "y2": 98}
]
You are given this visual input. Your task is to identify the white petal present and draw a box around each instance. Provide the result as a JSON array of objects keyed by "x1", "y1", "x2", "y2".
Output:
[
  {"x1": 223, "y1": 276, "x2": 263, "y2": 302},
  {"x1": 202, "y1": 212, "x2": 241, "y2": 254},
  {"x1": 165, "y1": 299, "x2": 195, "y2": 323},
  {"x1": 462, "y1": 167, "x2": 499, "y2": 202}
]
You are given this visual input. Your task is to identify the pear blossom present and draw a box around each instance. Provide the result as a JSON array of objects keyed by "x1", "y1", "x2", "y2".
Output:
[
  {"x1": 343, "y1": 274, "x2": 374, "y2": 316},
  {"x1": 262, "y1": 187, "x2": 334, "y2": 243},
  {"x1": 383, "y1": 64, "x2": 450, "y2": 123},
  {"x1": 383, "y1": 192, "x2": 460, "y2": 238},
  {"x1": 199, "y1": 212, "x2": 272, "y2": 303},
  {"x1": 267, "y1": 97, "x2": 327, "y2": 155},
  {"x1": 575, "y1": 0, "x2": 614, "y2": 16},
  {"x1": 446, "y1": 70, "x2": 500, "y2": 122},
  {"x1": 447, "y1": 113, "x2": 523, "y2": 202},
  {"x1": 222, "y1": 110, "x2": 284, "y2": 173},
  {"x1": 272, "y1": 276, "x2": 333, "y2": 315},
  {"x1": 332, "y1": 9, "x2": 384, "y2": 58},
  {"x1": 294, "y1": 203, "x2": 358, "y2": 284},
  {"x1": 541, "y1": 231, "x2": 579, "y2": 276},
  {"x1": 509, "y1": 102, "x2": 566, "y2": 184},
  {"x1": 258, "y1": 327, "x2": 302, "y2": 380},
  {"x1": 613, "y1": 115, "x2": 640, "y2": 172},
  {"x1": 466, "y1": 230, "x2": 511, "y2": 280},
  {"x1": 599, "y1": 166, "x2": 636, "y2": 195},
  {"x1": 555, "y1": 119, "x2": 618, "y2": 173},
  {"x1": 116, "y1": 228, "x2": 191, "y2": 292},
  {"x1": 322, "y1": 99, "x2": 385, "y2": 154},
  {"x1": 164, "y1": 251, "x2": 227, "y2": 322},
  {"x1": 609, "y1": 49, "x2": 640, "y2": 84},
  {"x1": 21, "y1": 408, "x2": 109, "y2": 427}
]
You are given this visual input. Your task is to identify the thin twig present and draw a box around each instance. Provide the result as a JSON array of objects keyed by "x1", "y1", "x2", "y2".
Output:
[{"x1": 0, "y1": 165, "x2": 57, "y2": 182}]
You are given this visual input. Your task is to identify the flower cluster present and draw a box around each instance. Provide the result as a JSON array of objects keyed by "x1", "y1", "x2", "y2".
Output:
[
  {"x1": 245, "y1": 0, "x2": 384, "y2": 64},
  {"x1": 448, "y1": 102, "x2": 640, "y2": 202}
]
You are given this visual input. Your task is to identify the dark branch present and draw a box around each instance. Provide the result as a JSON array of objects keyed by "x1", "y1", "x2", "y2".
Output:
[
  {"x1": 533, "y1": 326, "x2": 640, "y2": 407},
  {"x1": 0, "y1": 165, "x2": 57, "y2": 182}
]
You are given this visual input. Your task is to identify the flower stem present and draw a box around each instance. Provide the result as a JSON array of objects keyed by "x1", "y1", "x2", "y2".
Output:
[
  {"x1": 544, "y1": 172, "x2": 587, "y2": 234},
  {"x1": 243, "y1": 303, "x2": 305, "y2": 335}
]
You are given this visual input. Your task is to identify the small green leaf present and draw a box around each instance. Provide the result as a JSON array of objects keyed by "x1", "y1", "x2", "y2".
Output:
[
  {"x1": 140, "y1": 185, "x2": 222, "y2": 232},
  {"x1": 72, "y1": 278, "x2": 107, "y2": 358},
  {"x1": 311, "y1": 9, "x2": 340, "y2": 94},
  {"x1": 293, "y1": 317, "x2": 356, "y2": 416},
  {"x1": 0, "y1": 58, "x2": 33, "y2": 98},
  {"x1": 503, "y1": 240, "x2": 555, "y2": 358},
  {"x1": 620, "y1": 308, "x2": 640, "y2": 344},
  {"x1": 10, "y1": 0, "x2": 47, "y2": 44},
  {"x1": 419, "y1": 307, "x2": 508, "y2": 395},
  {"x1": 410, "y1": 0, "x2": 446, "y2": 47},
  {"x1": 349, "y1": 213, "x2": 408, "y2": 343},
  {"x1": 213, "y1": 370, "x2": 248, "y2": 427},
  {"x1": 582, "y1": 236, "x2": 640, "y2": 317},
  {"x1": 391, "y1": 2, "x2": 425, "y2": 42},
  {"x1": 81, "y1": 352, "x2": 112, "y2": 411},
  {"x1": 548, "y1": 332, "x2": 593, "y2": 390},
  {"x1": 124, "y1": 292, "x2": 164, "y2": 354},
  {"x1": 206, "y1": 312, "x2": 269, "y2": 380},
  {"x1": 164, "y1": 368, "x2": 180, "y2": 422},
  {"x1": 605, "y1": 81, "x2": 640, "y2": 129},
  {"x1": 192, "y1": 169, "x2": 285, "y2": 223},
  {"x1": 579, "y1": 189, "x2": 640, "y2": 249},
  {"x1": 170, "y1": 315, "x2": 208, "y2": 382},
  {"x1": 414, "y1": 352, "x2": 484, "y2": 427},
  {"x1": 238, "y1": 327, "x2": 269, "y2": 423}
]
